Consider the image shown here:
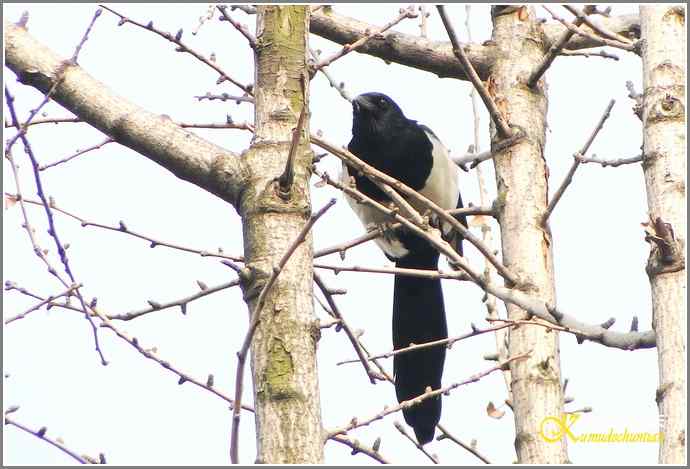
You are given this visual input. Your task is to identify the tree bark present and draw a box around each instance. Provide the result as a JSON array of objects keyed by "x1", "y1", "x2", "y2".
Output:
[
  {"x1": 240, "y1": 6, "x2": 324, "y2": 464},
  {"x1": 489, "y1": 6, "x2": 567, "y2": 463},
  {"x1": 639, "y1": 5, "x2": 686, "y2": 464}
]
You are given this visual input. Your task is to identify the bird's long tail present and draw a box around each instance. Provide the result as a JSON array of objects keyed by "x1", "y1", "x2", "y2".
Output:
[{"x1": 393, "y1": 249, "x2": 447, "y2": 445}]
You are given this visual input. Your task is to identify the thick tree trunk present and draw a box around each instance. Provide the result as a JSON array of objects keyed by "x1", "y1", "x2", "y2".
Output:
[
  {"x1": 489, "y1": 6, "x2": 567, "y2": 463},
  {"x1": 239, "y1": 6, "x2": 324, "y2": 463},
  {"x1": 639, "y1": 5, "x2": 686, "y2": 464}
]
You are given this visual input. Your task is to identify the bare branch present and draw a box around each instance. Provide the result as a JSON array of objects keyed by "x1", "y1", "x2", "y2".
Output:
[
  {"x1": 5, "y1": 283, "x2": 81, "y2": 325},
  {"x1": 326, "y1": 352, "x2": 531, "y2": 438},
  {"x1": 4, "y1": 116, "x2": 81, "y2": 128},
  {"x1": 310, "y1": 8, "x2": 639, "y2": 80},
  {"x1": 575, "y1": 153, "x2": 643, "y2": 167},
  {"x1": 451, "y1": 130, "x2": 526, "y2": 170},
  {"x1": 309, "y1": 48, "x2": 352, "y2": 102},
  {"x1": 5, "y1": 22, "x2": 248, "y2": 207},
  {"x1": 559, "y1": 48, "x2": 620, "y2": 60},
  {"x1": 543, "y1": 99, "x2": 615, "y2": 224},
  {"x1": 394, "y1": 421, "x2": 439, "y2": 464},
  {"x1": 437, "y1": 6, "x2": 512, "y2": 138},
  {"x1": 217, "y1": 5, "x2": 256, "y2": 49},
  {"x1": 194, "y1": 92, "x2": 254, "y2": 104},
  {"x1": 564, "y1": 5, "x2": 636, "y2": 45},
  {"x1": 542, "y1": 6, "x2": 639, "y2": 54},
  {"x1": 329, "y1": 434, "x2": 390, "y2": 464},
  {"x1": 107, "y1": 279, "x2": 241, "y2": 321},
  {"x1": 39, "y1": 137, "x2": 114, "y2": 171},
  {"x1": 527, "y1": 8, "x2": 587, "y2": 88},
  {"x1": 310, "y1": 7, "x2": 495, "y2": 81},
  {"x1": 70, "y1": 8, "x2": 102, "y2": 63},
  {"x1": 10, "y1": 195, "x2": 244, "y2": 262},
  {"x1": 436, "y1": 423, "x2": 491, "y2": 464},
  {"x1": 314, "y1": 263, "x2": 468, "y2": 281},
  {"x1": 98, "y1": 4, "x2": 253, "y2": 94},
  {"x1": 4, "y1": 415, "x2": 94, "y2": 465},
  {"x1": 5, "y1": 86, "x2": 107, "y2": 365},
  {"x1": 313, "y1": 166, "x2": 656, "y2": 351},
  {"x1": 313, "y1": 6, "x2": 417, "y2": 71}
]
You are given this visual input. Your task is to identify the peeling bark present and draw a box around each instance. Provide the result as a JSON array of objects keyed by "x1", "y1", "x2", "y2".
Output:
[
  {"x1": 240, "y1": 6, "x2": 324, "y2": 464},
  {"x1": 640, "y1": 5, "x2": 686, "y2": 464},
  {"x1": 489, "y1": 6, "x2": 567, "y2": 463}
]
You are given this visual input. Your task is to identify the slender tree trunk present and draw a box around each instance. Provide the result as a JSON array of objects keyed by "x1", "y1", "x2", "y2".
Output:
[
  {"x1": 489, "y1": 6, "x2": 567, "y2": 463},
  {"x1": 639, "y1": 5, "x2": 686, "y2": 464},
  {"x1": 240, "y1": 6, "x2": 324, "y2": 463}
]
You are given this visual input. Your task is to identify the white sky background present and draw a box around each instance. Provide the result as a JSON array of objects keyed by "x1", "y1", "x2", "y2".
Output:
[{"x1": 3, "y1": 3, "x2": 664, "y2": 465}]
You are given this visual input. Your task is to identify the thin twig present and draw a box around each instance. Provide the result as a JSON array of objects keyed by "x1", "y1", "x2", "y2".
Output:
[
  {"x1": 542, "y1": 99, "x2": 615, "y2": 224},
  {"x1": 5, "y1": 283, "x2": 81, "y2": 324},
  {"x1": 194, "y1": 93, "x2": 254, "y2": 104},
  {"x1": 107, "y1": 279, "x2": 241, "y2": 321},
  {"x1": 436, "y1": 423, "x2": 491, "y2": 464},
  {"x1": 527, "y1": 9, "x2": 587, "y2": 88},
  {"x1": 451, "y1": 130, "x2": 526, "y2": 170},
  {"x1": 394, "y1": 421, "x2": 439, "y2": 464},
  {"x1": 559, "y1": 48, "x2": 619, "y2": 60},
  {"x1": 313, "y1": 206, "x2": 492, "y2": 260},
  {"x1": 4, "y1": 282, "x2": 255, "y2": 413},
  {"x1": 326, "y1": 352, "x2": 531, "y2": 438},
  {"x1": 4, "y1": 415, "x2": 90, "y2": 465},
  {"x1": 436, "y1": 6, "x2": 512, "y2": 138},
  {"x1": 563, "y1": 5, "x2": 635, "y2": 45},
  {"x1": 313, "y1": 6, "x2": 417, "y2": 71},
  {"x1": 329, "y1": 434, "x2": 390, "y2": 464},
  {"x1": 70, "y1": 8, "x2": 103, "y2": 63},
  {"x1": 8, "y1": 194, "x2": 244, "y2": 262},
  {"x1": 574, "y1": 153, "x2": 643, "y2": 167},
  {"x1": 95, "y1": 310, "x2": 255, "y2": 413},
  {"x1": 314, "y1": 263, "x2": 468, "y2": 281},
  {"x1": 542, "y1": 6, "x2": 638, "y2": 53},
  {"x1": 309, "y1": 48, "x2": 352, "y2": 102},
  {"x1": 217, "y1": 5, "x2": 256, "y2": 49},
  {"x1": 5, "y1": 86, "x2": 107, "y2": 365},
  {"x1": 4, "y1": 116, "x2": 81, "y2": 128},
  {"x1": 314, "y1": 273, "x2": 386, "y2": 384},
  {"x1": 337, "y1": 320, "x2": 557, "y2": 366},
  {"x1": 98, "y1": 4, "x2": 253, "y2": 94},
  {"x1": 229, "y1": 199, "x2": 336, "y2": 464},
  {"x1": 39, "y1": 137, "x2": 114, "y2": 171}
]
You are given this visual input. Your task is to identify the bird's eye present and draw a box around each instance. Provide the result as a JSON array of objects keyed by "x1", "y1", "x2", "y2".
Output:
[{"x1": 379, "y1": 98, "x2": 387, "y2": 108}]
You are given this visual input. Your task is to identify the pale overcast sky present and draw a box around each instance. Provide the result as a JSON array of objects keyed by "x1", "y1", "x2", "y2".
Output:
[{"x1": 4, "y1": 3, "x2": 661, "y2": 465}]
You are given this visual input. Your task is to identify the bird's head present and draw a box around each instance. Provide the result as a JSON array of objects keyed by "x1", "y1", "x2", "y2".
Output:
[{"x1": 351, "y1": 92, "x2": 407, "y2": 141}]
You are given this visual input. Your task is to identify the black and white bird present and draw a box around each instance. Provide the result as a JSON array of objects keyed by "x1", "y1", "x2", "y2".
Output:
[{"x1": 342, "y1": 92, "x2": 466, "y2": 444}]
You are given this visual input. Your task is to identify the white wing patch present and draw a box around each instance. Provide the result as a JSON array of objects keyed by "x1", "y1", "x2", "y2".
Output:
[
  {"x1": 340, "y1": 163, "x2": 410, "y2": 259},
  {"x1": 340, "y1": 128, "x2": 459, "y2": 260},
  {"x1": 416, "y1": 128, "x2": 460, "y2": 237}
]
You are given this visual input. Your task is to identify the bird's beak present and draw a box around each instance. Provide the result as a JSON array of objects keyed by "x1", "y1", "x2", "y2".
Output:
[{"x1": 353, "y1": 95, "x2": 376, "y2": 113}]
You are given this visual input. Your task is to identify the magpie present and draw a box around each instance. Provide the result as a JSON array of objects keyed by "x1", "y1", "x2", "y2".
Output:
[{"x1": 342, "y1": 92, "x2": 466, "y2": 444}]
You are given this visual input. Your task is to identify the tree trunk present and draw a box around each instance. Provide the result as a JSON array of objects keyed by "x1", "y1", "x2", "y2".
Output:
[
  {"x1": 489, "y1": 6, "x2": 567, "y2": 463},
  {"x1": 639, "y1": 5, "x2": 686, "y2": 464},
  {"x1": 240, "y1": 6, "x2": 324, "y2": 463}
]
